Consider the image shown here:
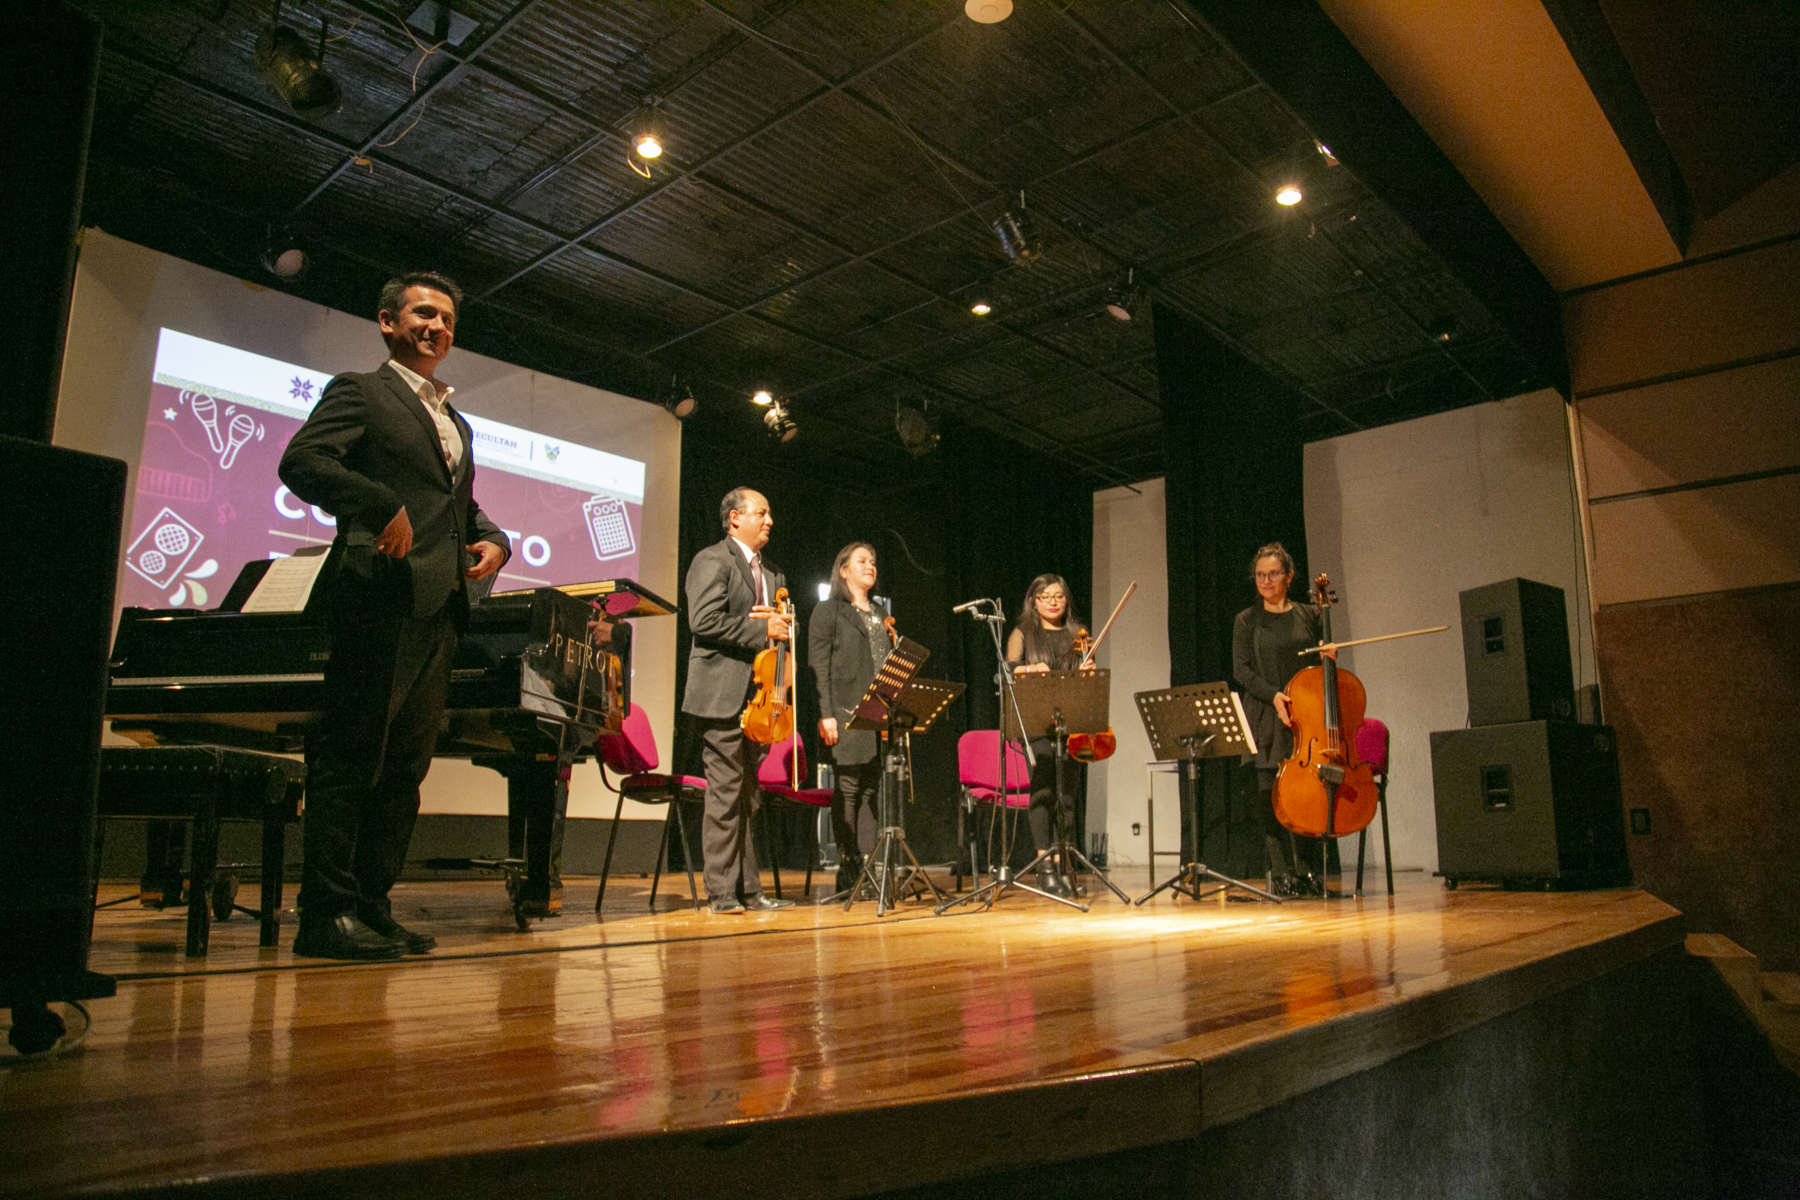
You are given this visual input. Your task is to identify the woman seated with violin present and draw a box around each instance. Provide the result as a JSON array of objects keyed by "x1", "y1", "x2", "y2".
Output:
[
  {"x1": 807, "y1": 542, "x2": 891, "y2": 895},
  {"x1": 1005, "y1": 573, "x2": 1092, "y2": 898},
  {"x1": 1230, "y1": 542, "x2": 1333, "y2": 897}
]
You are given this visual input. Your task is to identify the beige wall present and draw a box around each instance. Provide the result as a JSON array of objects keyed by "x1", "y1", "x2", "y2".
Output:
[{"x1": 1563, "y1": 201, "x2": 1800, "y2": 969}]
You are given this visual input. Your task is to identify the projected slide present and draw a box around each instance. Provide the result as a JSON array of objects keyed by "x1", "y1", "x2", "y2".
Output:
[{"x1": 120, "y1": 328, "x2": 647, "y2": 610}]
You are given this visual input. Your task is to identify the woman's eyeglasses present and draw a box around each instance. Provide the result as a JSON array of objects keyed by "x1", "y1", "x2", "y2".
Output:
[{"x1": 1254, "y1": 570, "x2": 1288, "y2": 582}]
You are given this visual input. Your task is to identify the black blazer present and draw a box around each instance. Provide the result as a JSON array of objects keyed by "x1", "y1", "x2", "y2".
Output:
[
  {"x1": 681, "y1": 537, "x2": 786, "y2": 720},
  {"x1": 807, "y1": 597, "x2": 890, "y2": 767},
  {"x1": 278, "y1": 364, "x2": 509, "y2": 623}
]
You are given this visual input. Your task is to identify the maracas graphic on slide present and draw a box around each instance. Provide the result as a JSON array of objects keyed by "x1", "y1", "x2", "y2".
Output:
[{"x1": 189, "y1": 392, "x2": 226, "y2": 453}]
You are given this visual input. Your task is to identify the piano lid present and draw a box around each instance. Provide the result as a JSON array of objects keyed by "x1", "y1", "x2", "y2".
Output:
[{"x1": 490, "y1": 577, "x2": 676, "y2": 619}]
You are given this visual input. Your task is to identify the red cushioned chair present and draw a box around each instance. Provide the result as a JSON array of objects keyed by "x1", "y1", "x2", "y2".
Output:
[
  {"x1": 1352, "y1": 717, "x2": 1394, "y2": 896},
  {"x1": 952, "y1": 730, "x2": 1032, "y2": 889},
  {"x1": 755, "y1": 735, "x2": 834, "y2": 899},
  {"x1": 594, "y1": 704, "x2": 703, "y2": 912}
]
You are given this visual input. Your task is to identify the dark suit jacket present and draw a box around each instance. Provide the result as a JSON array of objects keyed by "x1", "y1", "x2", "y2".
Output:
[
  {"x1": 278, "y1": 364, "x2": 509, "y2": 623},
  {"x1": 807, "y1": 597, "x2": 890, "y2": 767},
  {"x1": 681, "y1": 537, "x2": 785, "y2": 720}
]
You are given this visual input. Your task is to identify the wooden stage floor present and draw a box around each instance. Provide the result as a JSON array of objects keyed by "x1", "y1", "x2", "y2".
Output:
[{"x1": 5, "y1": 866, "x2": 1682, "y2": 1198}]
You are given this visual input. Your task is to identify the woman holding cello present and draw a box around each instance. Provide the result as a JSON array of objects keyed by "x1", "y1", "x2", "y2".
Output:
[
  {"x1": 1230, "y1": 542, "x2": 1331, "y2": 897},
  {"x1": 807, "y1": 542, "x2": 891, "y2": 894},
  {"x1": 1006, "y1": 573, "x2": 1089, "y2": 897}
]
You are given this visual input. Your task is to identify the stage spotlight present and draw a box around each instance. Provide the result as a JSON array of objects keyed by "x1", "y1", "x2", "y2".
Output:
[
  {"x1": 763, "y1": 399, "x2": 797, "y2": 443},
  {"x1": 751, "y1": 389, "x2": 774, "y2": 407},
  {"x1": 254, "y1": 10, "x2": 341, "y2": 121},
  {"x1": 895, "y1": 404, "x2": 939, "y2": 457},
  {"x1": 662, "y1": 378, "x2": 697, "y2": 419},
  {"x1": 1274, "y1": 184, "x2": 1303, "y2": 207},
  {"x1": 261, "y1": 225, "x2": 309, "y2": 279},
  {"x1": 631, "y1": 98, "x2": 665, "y2": 160},
  {"x1": 992, "y1": 195, "x2": 1038, "y2": 264},
  {"x1": 1313, "y1": 137, "x2": 1340, "y2": 168},
  {"x1": 1103, "y1": 268, "x2": 1139, "y2": 322},
  {"x1": 965, "y1": 0, "x2": 1013, "y2": 22}
]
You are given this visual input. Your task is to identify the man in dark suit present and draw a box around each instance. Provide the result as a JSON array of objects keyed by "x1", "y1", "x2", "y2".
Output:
[
  {"x1": 279, "y1": 270, "x2": 510, "y2": 959},
  {"x1": 681, "y1": 487, "x2": 796, "y2": 914}
]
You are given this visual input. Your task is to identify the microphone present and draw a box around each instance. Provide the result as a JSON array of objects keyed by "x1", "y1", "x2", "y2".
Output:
[{"x1": 951, "y1": 597, "x2": 994, "y2": 614}]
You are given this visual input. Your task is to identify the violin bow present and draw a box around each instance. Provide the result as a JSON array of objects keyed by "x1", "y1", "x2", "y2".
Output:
[{"x1": 1078, "y1": 580, "x2": 1138, "y2": 669}]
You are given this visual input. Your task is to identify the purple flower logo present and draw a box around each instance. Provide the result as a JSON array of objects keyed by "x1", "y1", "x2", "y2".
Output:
[{"x1": 289, "y1": 376, "x2": 315, "y2": 402}]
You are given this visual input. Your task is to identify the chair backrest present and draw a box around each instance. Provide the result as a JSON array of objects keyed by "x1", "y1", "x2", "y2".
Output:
[
  {"x1": 957, "y1": 730, "x2": 1031, "y2": 793},
  {"x1": 756, "y1": 736, "x2": 807, "y2": 789},
  {"x1": 1354, "y1": 717, "x2": 1390, "y2": 775},
  {"x1": 598, "y1": 704, "x2": 659, "y2": 775}
]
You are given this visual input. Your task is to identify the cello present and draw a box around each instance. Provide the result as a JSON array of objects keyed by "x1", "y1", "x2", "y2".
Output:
[
  {"x1": 741, "y1": 588, "x2": 799, "y2": 785},
  {"x1": 1271, "y1": 573, "x2": 1379, "y2": 840}
]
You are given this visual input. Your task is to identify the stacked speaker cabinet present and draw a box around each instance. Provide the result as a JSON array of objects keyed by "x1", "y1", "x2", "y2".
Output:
[
  {"x1": 1432, "y1": 578, "x2": 1630, "y2": 889},
  {"x1": 1, "y1": 437, "x2": 124, "y2": 1048}
]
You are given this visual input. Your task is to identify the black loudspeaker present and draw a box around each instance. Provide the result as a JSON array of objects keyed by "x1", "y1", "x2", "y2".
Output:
[
  {"x1": 1430, "y1": 720, "x2": 1630, "y2": 889},
  {"x1": 1459, "y1": 577, "x2": 1574, "y2": 726},
  {"x1": 0, "y1": 437, "x2": 124, "y2": 1023}
]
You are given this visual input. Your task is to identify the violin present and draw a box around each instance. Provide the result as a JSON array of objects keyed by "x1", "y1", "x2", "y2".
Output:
[
  {"x1": 1065, "y1": 581, "x2": 1136, "y2": 764},
  {"x1": 1271, "y1": 573, "x2": 1379, "y2": 839},
  {"x1": 741, "y1": 587, "x2": 797, "y2": 758}
]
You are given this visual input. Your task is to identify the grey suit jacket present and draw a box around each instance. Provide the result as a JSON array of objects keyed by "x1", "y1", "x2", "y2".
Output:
[
  {"x1": 681, "y1": 537, "x2": 786, "y2": 720},
  {"x1": 807, "y1": 597, "x2": 889, "y2": 766},
  {"x1": 278, "y1": 364, "x2": 509, "y2": 623}
]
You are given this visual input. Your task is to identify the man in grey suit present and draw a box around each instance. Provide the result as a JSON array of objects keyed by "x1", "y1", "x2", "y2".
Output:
[
  {"x1": 681, "y1": 487, "x2": 796, "y2": 913},
  {"x1": 279, "y1": 270, "x2": 510, "y2": 958}
]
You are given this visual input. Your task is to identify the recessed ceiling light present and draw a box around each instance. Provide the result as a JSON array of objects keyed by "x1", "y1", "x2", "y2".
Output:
[
  {"x1": 751, "y1": 389, "x2": 774, "y2": 407},
  {"x1": 970, "y1": 301, "x2": 992, "y2": 317},
  {"x1": 965, "y1": 0, "x2": 1013, "y2": 23},
  {"x1": 1275, "y1": 185, "x2": 1303, "y2": 207}
]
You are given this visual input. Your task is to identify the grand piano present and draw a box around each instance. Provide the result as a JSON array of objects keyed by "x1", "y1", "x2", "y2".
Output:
[{"x1": 106, "y1": 575, "x2": 675, "y2": 926}]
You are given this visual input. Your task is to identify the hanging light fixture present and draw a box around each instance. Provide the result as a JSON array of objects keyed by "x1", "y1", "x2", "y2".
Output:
[
  {"x1": 1103, "y1": 268, "x2": 1140, "y2": 322},
  {"x1": 631, "y1": 98, "x2": 666, "y2": 160},
  {"x1": 992, "y1": 191, "x2": 1038, "y2": 264},
  {"x1": 895, "y1": 403, "x2": 939, "y2": 457},
  {"x1": 254, "y1": 3, "x2": 341, "y2": 121},
  {"x1": 662, "y1": 376, "x2": 697, "y2": 419},
  {"x1": 762, "y1": 398, "x2": 797, "y2": 443},
  {"x1": 965, "y1": 0, "x2": 1013, "y2": 22},
  {"x1": 260, "y1": 223, "x2": 309, "y2": 279}
]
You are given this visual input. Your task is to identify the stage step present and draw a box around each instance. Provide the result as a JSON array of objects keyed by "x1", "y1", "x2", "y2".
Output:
[
  {"x1": 1686, "y1": 932, "x2": 1761, "y2": 1014},
  {"x1": 1763, "y1": 971, "x2": 1800, "y2": 1010}
]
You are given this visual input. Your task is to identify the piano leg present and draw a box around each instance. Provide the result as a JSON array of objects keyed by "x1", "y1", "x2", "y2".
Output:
[{"x1": 483, "y1": 756, "x2": 574, "y2": 922}]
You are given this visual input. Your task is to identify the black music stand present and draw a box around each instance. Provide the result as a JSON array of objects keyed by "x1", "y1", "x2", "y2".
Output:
[
  {"x1": 836, "y1": 636, "x2": 963, "y2": 915},
  {"x1": 1132, "y1": 682, "x2": 1280, "y2": 905},
  {"x1": 940, "y1": 670, "x2": 1127, "y2": 912}
]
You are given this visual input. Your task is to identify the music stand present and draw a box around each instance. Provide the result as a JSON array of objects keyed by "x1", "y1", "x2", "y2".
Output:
[
  {"x1": 836, "y1": 636, "x2": 963, "y2": 916},
  {"x1": 1132, "y1": 682, "x2": 1281, "y2": 905},
  {"x1": 940, "y1": 670, "x2": 1128, "y2": 912}
]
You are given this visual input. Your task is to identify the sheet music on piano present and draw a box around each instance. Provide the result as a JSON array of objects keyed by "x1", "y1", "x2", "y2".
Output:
[{"x1": 238, "y1": 545, "x2": 331, "y2": 614}]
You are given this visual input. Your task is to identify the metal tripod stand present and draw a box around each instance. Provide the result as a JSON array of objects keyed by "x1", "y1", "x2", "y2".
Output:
[{"x1": 1133, "y1": 682, "x2": 1282, "y2": 906}]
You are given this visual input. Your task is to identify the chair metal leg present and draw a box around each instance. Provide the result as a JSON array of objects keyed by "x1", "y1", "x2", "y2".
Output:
[
  {"x1": 595, "y1": 790, "x2": 628, "y2": 914},
  {"x1": 670, "y1": 795, "x2": 701, "y2": 909},
  {"x1": 1379, "y1": 778, "x2": 1394, "y2": 895},
  {"x1": 648, "y1": 805, "x2": 674, "y2": 909}
]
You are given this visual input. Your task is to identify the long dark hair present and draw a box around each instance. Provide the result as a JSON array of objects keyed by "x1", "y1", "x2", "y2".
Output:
[
  {"x1": 1013, "y1": 573, "x2": 1085, "y2": 669},
  {"x1": 826, "y1": 541, "x2": 877, "y2": 603}
]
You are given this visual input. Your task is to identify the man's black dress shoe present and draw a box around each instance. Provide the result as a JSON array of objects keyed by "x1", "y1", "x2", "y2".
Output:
[
  {"x1": 709, "y1": 896, "x2": 746, "y2": 914},
  {"x1": 360, "y1": 911, "x2": 436, "y2": 953},
  {"x1": 293, "y1": 914, "x2": 403, "y2": 960},
  {"x1": 742, "y1": 893, "x2": 794, "y2": 911}
]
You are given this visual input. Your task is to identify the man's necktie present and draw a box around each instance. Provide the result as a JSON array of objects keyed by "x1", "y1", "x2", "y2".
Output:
[{"x1": 750, "y1": 554, "x2": 764, "y2": 606}]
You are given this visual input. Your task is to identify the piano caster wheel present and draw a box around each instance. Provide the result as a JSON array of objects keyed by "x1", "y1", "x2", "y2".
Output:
[
  {"x1": 511, "y1": 900, "x2": 530, "y2": 933},
  {"x1": 211, "y1": 874, "x2": 239, "y2": 922}
]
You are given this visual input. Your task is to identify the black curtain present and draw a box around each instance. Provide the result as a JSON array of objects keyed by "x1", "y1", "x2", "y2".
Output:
[
  {"x1": 671, "y1": 418, "x2": 1092, "y2": 868},
  {"x1": 1156, "y1": 303, "x2": 1311, "y2": 879}
]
